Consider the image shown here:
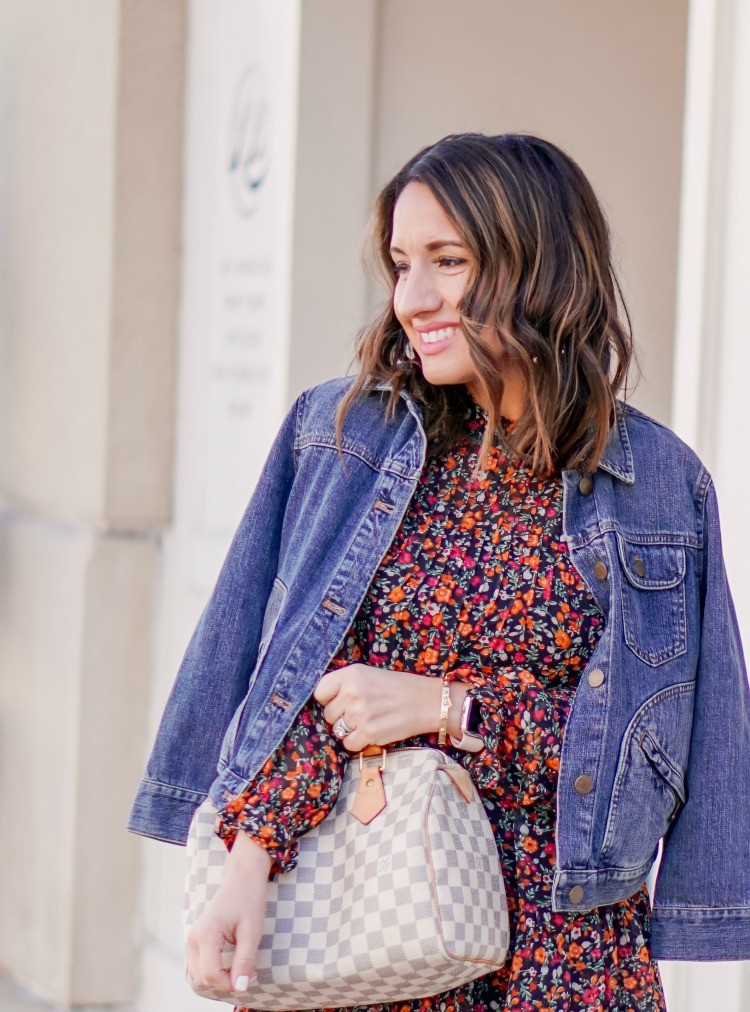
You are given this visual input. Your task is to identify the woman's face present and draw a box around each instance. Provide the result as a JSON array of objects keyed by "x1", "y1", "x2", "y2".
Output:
[
  {"x1": 391, "y1": 180, "x2": 528, "y2": 417},
  {"x1": 390, "y1": 181, "x2": 481, "y2": 397}
]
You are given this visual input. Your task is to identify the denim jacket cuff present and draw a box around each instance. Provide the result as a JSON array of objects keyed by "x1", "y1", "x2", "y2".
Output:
[
  {"x1": 127, "y1": 778, "x2": 205, "y2": 845},
  {"x1": 650, "y1": 906, "x2": 750, "y2": 961}
]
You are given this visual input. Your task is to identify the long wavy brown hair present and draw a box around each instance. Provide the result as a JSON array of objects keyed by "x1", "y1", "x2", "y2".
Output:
[{"x1": 335, "y1": 132, "x2": 639, "y2": 477}]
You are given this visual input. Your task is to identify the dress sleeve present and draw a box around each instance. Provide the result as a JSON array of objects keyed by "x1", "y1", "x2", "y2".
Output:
[
  {"x1": 446, "y1": 663, "x2": 567, "y2": 806},
  {"x1": 215, "y1": 698, "x2": 347, "y2": 874}
]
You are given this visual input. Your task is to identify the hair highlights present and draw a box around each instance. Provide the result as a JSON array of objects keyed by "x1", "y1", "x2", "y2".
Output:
[{"x1": 336, "y1": 132, "x2": 639, "y2": 477}]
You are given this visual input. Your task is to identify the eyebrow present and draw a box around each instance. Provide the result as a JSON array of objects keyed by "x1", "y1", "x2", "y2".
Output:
[{"x1": 389, "y1": 240, "x2": 466, "y2": 256}]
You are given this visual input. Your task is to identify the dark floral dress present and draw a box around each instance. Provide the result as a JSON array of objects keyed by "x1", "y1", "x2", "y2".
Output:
[{"x1": 219, "y1": 400, "x2": 667, "y2": 1012}]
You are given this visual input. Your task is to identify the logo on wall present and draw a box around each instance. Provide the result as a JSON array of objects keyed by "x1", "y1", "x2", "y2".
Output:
[{"x1": 227, "y1": 64, "x2": 271, "y2": 217}]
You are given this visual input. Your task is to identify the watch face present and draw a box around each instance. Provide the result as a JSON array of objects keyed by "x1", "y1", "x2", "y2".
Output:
[{"x1": 467, "y1": 698, "x2": 482, "y2": 735}]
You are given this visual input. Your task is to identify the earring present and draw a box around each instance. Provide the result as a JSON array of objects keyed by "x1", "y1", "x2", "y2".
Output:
[
  {"x1": 403, "y1": 338, "x2": 415, "y2": 361},
  {"x1": 532, "y1": 355, "x2": 538, "y2": 364}
]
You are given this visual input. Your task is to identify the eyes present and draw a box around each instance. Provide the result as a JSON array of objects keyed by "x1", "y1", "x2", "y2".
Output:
[{"x1": 391, "y1": 255, "x2": 468, "y2": 279}]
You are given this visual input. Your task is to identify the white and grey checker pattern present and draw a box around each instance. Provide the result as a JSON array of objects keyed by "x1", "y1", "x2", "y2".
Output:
[{"x1": 184, "y1": 748, "x2": 509, "y2": 1009}]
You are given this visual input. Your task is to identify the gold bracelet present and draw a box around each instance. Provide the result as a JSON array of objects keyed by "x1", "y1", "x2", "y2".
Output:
[{"x1": 438, "y1": 675, "x2": 452, "y2": 746}]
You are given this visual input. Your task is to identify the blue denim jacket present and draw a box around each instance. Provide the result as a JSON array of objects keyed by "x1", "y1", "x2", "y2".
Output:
[{"x1": 129, "y1": 376, "x2": 750, "y2": 961}]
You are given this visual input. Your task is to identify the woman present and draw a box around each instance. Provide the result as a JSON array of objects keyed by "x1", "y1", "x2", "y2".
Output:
[{"x1": 129, "y1": 133, "x2": 750, "y2": 1010}]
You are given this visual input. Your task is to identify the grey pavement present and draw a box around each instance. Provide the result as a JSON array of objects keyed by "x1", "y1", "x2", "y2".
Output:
[
  {"x1": 0, "y1": 976, "x2": 60, "y2": 1012},
  {"x1": 0, "y1": 976, "x2": 137, "y2": 1012}
]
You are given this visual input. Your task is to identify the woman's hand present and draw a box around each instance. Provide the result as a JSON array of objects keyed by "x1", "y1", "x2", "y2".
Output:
[
  {"x1": 313, "y1": 664, "x2": 468, "y2": 751},
  {"x1": 186, "y1": 831, "x2": 272, "y2": 996}
]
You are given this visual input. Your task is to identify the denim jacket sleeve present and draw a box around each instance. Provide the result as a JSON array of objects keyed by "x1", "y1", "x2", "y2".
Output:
[
  {"x1": 127, "y1": 394, "x2": 301, "y2": 844},
  {"x1": 649, "y1": 472, "x2": 750, "y2": 960}
]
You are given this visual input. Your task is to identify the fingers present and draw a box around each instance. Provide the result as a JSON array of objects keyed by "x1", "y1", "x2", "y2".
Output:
[
  {"x1": 323, "y1": 697, "x2": 345, "y2": 727},
  {"x1": 186, "y1": 918, "x2": 232, "y2": 994},
  {"x1": 230, "y1": 918, "x2": 262, "y2": 992},
  {"x1": 187, "y1": 917, "x2": 261, "y2": 996},
  {"x1": 340, "y1": 726, "x2": 369, "y2": 752},
  {"x1": 315, "y1": 665, "x2": 377, "y2": 749},
  {"x1": 313, "y1": 669, "x2": 341, "y2": 706}
]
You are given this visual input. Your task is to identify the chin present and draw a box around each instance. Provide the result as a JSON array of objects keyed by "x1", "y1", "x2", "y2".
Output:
[{"x1": 420, "y1": 366, "x2": 475, "y2": 389}]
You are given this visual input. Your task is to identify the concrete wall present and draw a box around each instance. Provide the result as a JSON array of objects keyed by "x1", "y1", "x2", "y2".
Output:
[
  {"x1": 0, "y1": 0, "x2": 186, "y2": 1004},
  {"x1": 374, "y1": 0, "x2": 688, "y2": 423}
]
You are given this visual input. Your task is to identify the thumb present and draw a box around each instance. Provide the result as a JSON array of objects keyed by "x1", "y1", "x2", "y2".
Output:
[
  {"x1": 313, "y1": 669, "x2": 341, "y2": 706},
  {"x1": 230, "y1": 919, "x2": 259, "y2": 993}
]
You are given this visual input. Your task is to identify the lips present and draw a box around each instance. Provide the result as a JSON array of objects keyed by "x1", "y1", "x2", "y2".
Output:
[
  {"x1": 414, "y1": 324, "x2": 461, "y2": 356},
  {"x1": 418, "y1": 325, "x2": 461, "y2": 345}
]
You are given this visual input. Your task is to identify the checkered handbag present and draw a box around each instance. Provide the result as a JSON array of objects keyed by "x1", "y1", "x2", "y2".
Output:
[{"x1": 184, "y1": 746, "x2": 509, "y2": 1009}]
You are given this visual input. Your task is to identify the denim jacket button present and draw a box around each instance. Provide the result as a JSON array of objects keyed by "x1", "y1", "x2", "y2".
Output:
[
  {"x1": 569, "y1": 885, "x2": 585, "y2": 903},
  {"x1": 634, "y1": 555, "x2": 646, "y2": 578},
  {"x1": 574, "y1": 774, "x2": 594, "y2": 794},
  {"x1": 594, "y1": 560, "x2": 608, "y2": 580},
  {"x1": 578, "y1": 474, "x2": 594, "y2": 496},
  {"x1": 587, "y1": 668, "x2": 605, "y2": 687}
]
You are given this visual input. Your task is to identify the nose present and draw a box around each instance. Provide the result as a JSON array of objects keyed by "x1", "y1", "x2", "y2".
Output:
[{"x1": 394, "y1": 262, "x2": 442, "y2": 322}]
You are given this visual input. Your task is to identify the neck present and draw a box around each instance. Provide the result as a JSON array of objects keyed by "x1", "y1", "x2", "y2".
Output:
[{"x1": 466, "y1": 365, "x2": 527, "y2": 420}]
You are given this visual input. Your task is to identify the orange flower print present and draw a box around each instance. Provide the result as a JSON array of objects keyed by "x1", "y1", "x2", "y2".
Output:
[
  {"x1": 555, "y1": 627, "x2": 572, "y2": 649},
  {"x1": 420, "y1": 646, "x2": 439, "y2": 666},
  {"x1": 218, "y1": 403, "x2": 662, "y2": 1012}
]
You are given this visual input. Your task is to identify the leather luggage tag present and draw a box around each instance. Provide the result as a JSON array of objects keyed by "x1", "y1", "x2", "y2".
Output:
[{"x1": 351, "y1": 748, "x2": 387, "y2": 825}]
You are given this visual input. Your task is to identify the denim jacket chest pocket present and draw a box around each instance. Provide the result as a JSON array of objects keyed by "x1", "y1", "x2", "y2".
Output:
[{"x1": 616, "y1": 534, "x2": 688, "y2": 667}]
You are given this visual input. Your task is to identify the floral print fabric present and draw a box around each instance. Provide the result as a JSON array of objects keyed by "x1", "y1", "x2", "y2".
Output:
[{"x1": 221, "y1": 400, "x2": 666, "y2": 1011}]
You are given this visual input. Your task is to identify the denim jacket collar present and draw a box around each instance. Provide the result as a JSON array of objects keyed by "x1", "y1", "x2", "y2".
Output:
[
  {"x1": 597, "y1": 406, "x2": 635, "y2": 484},
  {"x1": 374, "y1": 380, "x2": 636, "y2": 485}
]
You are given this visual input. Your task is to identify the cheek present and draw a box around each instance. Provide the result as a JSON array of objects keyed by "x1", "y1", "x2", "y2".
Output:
[
  {"x1": 446, "y1": 275, "x2": 470, "y2": 311},
  {"x1": 392, "y1": 288, "x2": 407, "y2": 326}
]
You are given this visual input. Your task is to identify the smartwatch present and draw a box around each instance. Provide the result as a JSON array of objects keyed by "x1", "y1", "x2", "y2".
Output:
[{"x1": 449, "y1": 691, "x2": 484, "y2": 753}]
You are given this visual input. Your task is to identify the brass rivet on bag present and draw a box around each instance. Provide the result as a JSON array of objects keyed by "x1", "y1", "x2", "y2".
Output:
[{"x1": 366, "y1": 778, "x2": 375, "y2": 787}]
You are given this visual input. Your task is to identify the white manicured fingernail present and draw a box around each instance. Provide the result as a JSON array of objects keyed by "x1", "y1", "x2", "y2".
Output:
[{"x1": 235, "y1": 975, "x2": 250, "y2": 990}]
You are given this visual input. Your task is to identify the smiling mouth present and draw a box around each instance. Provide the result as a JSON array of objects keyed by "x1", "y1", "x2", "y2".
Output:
[{"x1": 419, "y1": 325, "x2": 461, "y2": 345}]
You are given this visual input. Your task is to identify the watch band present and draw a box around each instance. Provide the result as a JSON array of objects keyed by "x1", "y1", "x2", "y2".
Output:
[{"x1": 449, "y1": 691, "x2": 484, "y2": 753}]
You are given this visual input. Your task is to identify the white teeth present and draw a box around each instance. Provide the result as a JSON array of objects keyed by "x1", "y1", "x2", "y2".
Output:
[{"x1": 421, "y1": 326, "x2": 459, "y2": 344}]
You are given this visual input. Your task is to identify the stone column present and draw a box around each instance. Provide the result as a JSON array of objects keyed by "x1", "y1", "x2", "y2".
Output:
[
  {"x1": 669, "y1": 0, "x2": 750, "y2": 1008},
  {"x1": 0, "y1": 0, "x2": 186, "y2": 1005}
]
